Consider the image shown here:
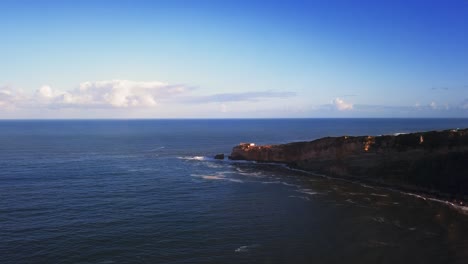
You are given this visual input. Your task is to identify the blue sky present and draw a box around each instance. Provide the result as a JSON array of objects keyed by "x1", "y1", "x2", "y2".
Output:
[{"x1": 1, "y1": 0, "x2": 467, "y2": 118}]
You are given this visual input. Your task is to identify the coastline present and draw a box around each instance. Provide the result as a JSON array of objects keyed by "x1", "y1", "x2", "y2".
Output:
[
  {"x1": 286, "y1": 165, "x2": 468, "y2": 214},
  {"x1": 228, "y1": 128, "x2": 468, "y2": 206}
]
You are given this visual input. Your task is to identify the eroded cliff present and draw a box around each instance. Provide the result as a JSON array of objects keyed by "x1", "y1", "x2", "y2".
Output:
[{"x1": 229, "y1": 129, "x2": 468, "y2": 200}]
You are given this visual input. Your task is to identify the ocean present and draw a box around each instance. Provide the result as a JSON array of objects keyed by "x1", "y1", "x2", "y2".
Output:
[{"x1": 1, "y1": 118, "x2": 468, "y2": 264}]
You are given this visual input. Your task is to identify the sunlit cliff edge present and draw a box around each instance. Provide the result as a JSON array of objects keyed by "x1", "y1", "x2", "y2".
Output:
[{"x1": 229, "y1": 129, "x2": 468, "y2": 201}]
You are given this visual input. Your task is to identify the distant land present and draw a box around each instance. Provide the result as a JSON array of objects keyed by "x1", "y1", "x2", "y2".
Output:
[{"x1": 229, "y1": 128, "x2": 468, "y2": 204}]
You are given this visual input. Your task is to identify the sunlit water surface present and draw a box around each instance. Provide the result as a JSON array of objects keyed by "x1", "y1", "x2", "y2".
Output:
[{"x1": 1, "y1": 119, "x2": 468, "y2": 264}]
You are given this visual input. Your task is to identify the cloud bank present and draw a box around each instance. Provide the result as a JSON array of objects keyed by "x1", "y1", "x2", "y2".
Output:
[
  {"x1": 0, "y1": 86, "x2": 25, "y2": 110},
  {"x1": 0, "y1": 87, "x2": 15, "y2": 108},
  {"x1": 2, "y1": 80, "x2": 468, "y2": 118},
  {"x1": 33, "y1": 80, "x2": 192, "y2": 108},
  {"x1": 0, "y1": 80, "x2": 296, "y2": 112}
]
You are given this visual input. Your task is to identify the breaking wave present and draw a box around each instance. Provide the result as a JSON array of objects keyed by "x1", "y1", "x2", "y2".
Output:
[
  {"x1": 235, "y1": 244, "x2": 260, "y2": 253},
  {"x1": 191, "y1": 174, "x2": 244, "y2": 183},
  {"x1": 178, "y1": 156, "x2": 207, "y2": 161},
  {"x1": 297, "y1": 188, "x2": 321, "y2": 195}
]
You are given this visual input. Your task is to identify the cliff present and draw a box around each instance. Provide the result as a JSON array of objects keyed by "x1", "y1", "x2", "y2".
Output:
[{"x1": 229, "y1": 129, "x2": 468, "y2": 201}]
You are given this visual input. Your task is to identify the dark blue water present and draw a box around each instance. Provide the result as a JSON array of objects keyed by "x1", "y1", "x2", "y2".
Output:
[{"x1": 1, "y1": 119, "x2": 468, "y2": 264}]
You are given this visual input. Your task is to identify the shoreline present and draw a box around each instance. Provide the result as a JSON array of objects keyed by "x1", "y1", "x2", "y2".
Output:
[
  {"x1": 212, "y1": 156, "x2": 468, "y2": 214},
  {"x1": 285, "y1": 164, "x2": 468, "y2": 214},
  {"x1": 228, "y1": 128, "x2": 468, "y2": 208}
]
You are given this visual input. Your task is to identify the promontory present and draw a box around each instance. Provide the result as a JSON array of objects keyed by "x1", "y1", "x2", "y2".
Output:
[{"x1": 229, "y1": 129, "x2": 468, "y2": 202}]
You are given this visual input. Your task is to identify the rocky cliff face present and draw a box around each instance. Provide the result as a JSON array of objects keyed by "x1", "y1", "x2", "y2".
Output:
[{"x1": 229, "y1": 129, "x2": 468, "y2": 200}]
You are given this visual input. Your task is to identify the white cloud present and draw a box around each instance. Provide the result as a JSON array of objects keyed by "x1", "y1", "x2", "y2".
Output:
[
  {"x1": 36, "y1": 85, "x2": 58, "y2": 99},
  {"x1": 332, "y1": 97, "x2": 353, "y2": 111},
  {"x1": 0, "y1": 88, "x2": 13, "y2": 108},
  {"x1": 34, "y1": 80, "x2": 192, "y2": 108},
  {"x1": 0, "y1": 86, "x2": 24, "y2": 109},
  {"x1": 0, "y1": 80, "x2": 298, "y2": 114}
]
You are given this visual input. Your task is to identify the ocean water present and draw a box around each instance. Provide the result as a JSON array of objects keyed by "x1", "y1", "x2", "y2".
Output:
[{"x1": 1, "y1": 118, "x2": 468, "y2": 264}]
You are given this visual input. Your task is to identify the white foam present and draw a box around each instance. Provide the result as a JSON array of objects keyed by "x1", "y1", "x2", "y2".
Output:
[
  {"x1": 216, "y1": 171, "x2": 236, "y2": 175},
  {"x1": 281, "y1": 182, "x2": 298, "y2": 187},
  {"x1": 297, "y1": 188, "x2": 320, "y2": 195},
  {"x1": 402, "y1": 191, "x2": 468, "y2": 214},
  {"x1": 191, "y1": 174, "x2": 244, "y2": 183},
  {"x1": 360, "y1": 184, "x2": 376, "y2": 190},
  {"x1": 260, "y1": 180, "x2": 298, "y2": 187},
  {"x1": 237, "y1": 171, "x2": 264, "y2": 178},
  {"x1": 235, "y1": 246, "x2": 249, "y2": 253},
  {"x1": 228, "y1": 179, "x2": 244, "y2": 183},
  {"x1": 261, "y1": 181, "x2": 281, "y2": 184},
  {"x1": 370, "y1": 193, "x2": 389, "y2": 197},
  {"x1": 201, "y1": 175, "x2": 225, "y2": 180},
  {"x1": 234, "y1": 244, "x2": 260, "y2": 253},
  {"x1": 346, "y1": 192, "x2": 365, "y2": 196},
  {"x1": 178, "y1": 156, "x2": 207, "y2": 161},
  {"x1": 205, "y1": 163, "x2": 224, "y2": 169},
  {"x1": 147, "y1": 146, "x2": 165, "y2": 151},
  {"x1": 289, "y1": 195, "x2": 310, "y2": 201}
]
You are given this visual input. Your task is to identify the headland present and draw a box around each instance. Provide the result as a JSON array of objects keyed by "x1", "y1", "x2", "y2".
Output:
[{"x1": 229, "y1": 128, "x2": 468, "y2": 203}]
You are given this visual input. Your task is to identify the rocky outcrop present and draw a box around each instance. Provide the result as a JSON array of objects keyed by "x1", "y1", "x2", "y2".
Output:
[{"x1": 229, "y1": 129, "x2": 468, "y2": 200}]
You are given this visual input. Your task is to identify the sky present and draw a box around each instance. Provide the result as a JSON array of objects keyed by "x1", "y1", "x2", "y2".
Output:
[{"x1": 0, "y1": 0, "x2": 467, "y2": 118}]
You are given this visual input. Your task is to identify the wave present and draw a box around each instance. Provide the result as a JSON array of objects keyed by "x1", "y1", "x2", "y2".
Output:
[
  {"x1": 260, "y1": 180, "x2": 299, "y2": 188},
  {"x1": 237, "y1": 171, "x2": 264, "y2": 178},
  {"x1": 146, "y1": 146, "x2": 165, "y2": 152},
  {"x1": 289, "y1": 195, "x2": 310, "y2": 201},
  {"x1": 370, "y1": 193, "x2": 389, "y2": 197},
  {"x1": 228, "y1": 178, "x2": 244, "y2": 183},
  {"x1": 282, "y1": 182, "x2": 298, "y2": 187},
  {"x1": 402, "y1": 191, "x2": 468, "y2": 214},
  {"x1": 191, "y1": 174, "x2": 244, "y2": 183},
  {"x1": 261, "y1": 181, "x2": 281, "y2": 184},
  {"x1": 201, "y1": 175, "x2": 225, "y2": 180},
  {"x1": 178, "y1": 156, "x2": 207, "y2": 161},
  {"x1": 205, "y1": 163, "x2": 225, "y2": 169},
  {"x1": 235, "y1": 244, "x2": 260, "y2": 253},
  {"x1": 346, "y1": 192, "x2": 366, "y2": 196},
  {"x1": 297, "y1": 188, "x2": 320, "y2": 195},
  {"x1": 359, "y1": 184, "x2": 376, "y2": 190}
]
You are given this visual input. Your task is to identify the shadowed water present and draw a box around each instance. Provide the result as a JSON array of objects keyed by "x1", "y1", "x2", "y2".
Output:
[{"x1": 1, "y1": 119, "x2": 468, "y2": 263}]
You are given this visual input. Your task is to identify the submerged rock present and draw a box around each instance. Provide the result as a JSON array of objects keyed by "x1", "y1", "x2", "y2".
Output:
[
  {"x1": 229, "y1": 129, "x2": 468, "y2": 200},
  {"x1": 214, "y1": 153, "x2": 225, "y2": 160}
]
